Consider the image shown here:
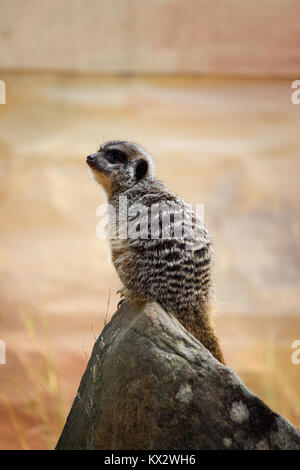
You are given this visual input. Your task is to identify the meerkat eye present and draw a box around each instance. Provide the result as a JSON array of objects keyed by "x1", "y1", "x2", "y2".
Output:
[
  {"x1": 135, "y1": 158, "x2": 148, "y2": 180},
  {"x1": 105, "y1": 149, "x2": 127, "y2": 164}
]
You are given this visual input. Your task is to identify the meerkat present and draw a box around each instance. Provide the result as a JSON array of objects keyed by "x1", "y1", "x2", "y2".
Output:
[{"x1": 86, "y1": 140, "x2": 225, "y2": 364}]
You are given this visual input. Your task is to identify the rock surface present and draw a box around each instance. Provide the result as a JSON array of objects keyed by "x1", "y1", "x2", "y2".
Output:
[{"x1": 56, "y1": 302, "x2": 300, "y2": 450}]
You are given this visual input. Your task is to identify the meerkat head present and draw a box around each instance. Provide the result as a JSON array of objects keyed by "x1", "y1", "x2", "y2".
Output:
[{"x1": 86, "y1": 140, "x2": 155, "y2": 196}]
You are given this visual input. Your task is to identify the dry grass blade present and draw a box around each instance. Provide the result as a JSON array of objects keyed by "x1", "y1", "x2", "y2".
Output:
[{"x1": 104, "y1": 288, "x2": 111, "y2": 326}]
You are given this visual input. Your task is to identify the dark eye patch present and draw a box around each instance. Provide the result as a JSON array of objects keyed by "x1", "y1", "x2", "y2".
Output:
[{"x1": 105, "y1": 149, "x2": 127, "y2": 164}]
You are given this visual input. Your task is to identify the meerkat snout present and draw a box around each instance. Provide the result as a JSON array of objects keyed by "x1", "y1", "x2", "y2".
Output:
[{"x1": 86, "y1": 154, "x2": 97, "y2": 166}]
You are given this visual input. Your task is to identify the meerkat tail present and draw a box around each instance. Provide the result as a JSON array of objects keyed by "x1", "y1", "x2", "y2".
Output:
[
  {"x1": 192, "y1": 317, "x2": 225, "y2": 365},
  {"x1": 172, "y1": 308, "x2": 225, "y2": 365}
]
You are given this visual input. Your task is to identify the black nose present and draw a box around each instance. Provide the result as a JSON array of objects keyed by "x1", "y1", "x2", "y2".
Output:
[{"x1": 86, "y1": 154, "x2": 96, "y2": 165}]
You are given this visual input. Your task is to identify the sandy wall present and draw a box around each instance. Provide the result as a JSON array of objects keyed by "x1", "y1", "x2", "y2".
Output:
[{"x1": 0, "y1": 0, "x2": 300, "y2": 76}]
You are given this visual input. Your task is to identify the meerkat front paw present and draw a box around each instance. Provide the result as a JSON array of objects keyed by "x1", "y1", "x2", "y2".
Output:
[
  {"x1": 116, "y1": 286, "x2": 127, "y2": 297},
  {"x1": 117, "y1": 286, "x2": 129, "y2": 309}
]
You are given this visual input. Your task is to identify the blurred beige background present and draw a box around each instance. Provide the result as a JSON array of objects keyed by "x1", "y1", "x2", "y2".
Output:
[
  {"x1": 0, "y1": 0, "x2": 300, "y2": 450},
  {"x1": 1, "y1": 0, "x2": 300, "y2": 75}
]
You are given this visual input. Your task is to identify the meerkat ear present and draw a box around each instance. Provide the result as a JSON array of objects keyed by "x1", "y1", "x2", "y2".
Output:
[{"x1": 135, "y1": 158, "x2": 148, "y2": 180}]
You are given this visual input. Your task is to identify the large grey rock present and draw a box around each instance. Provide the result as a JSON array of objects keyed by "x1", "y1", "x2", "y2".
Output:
[{"x1": 56, "y1": 301, "x2": 300, "y2": 450}]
